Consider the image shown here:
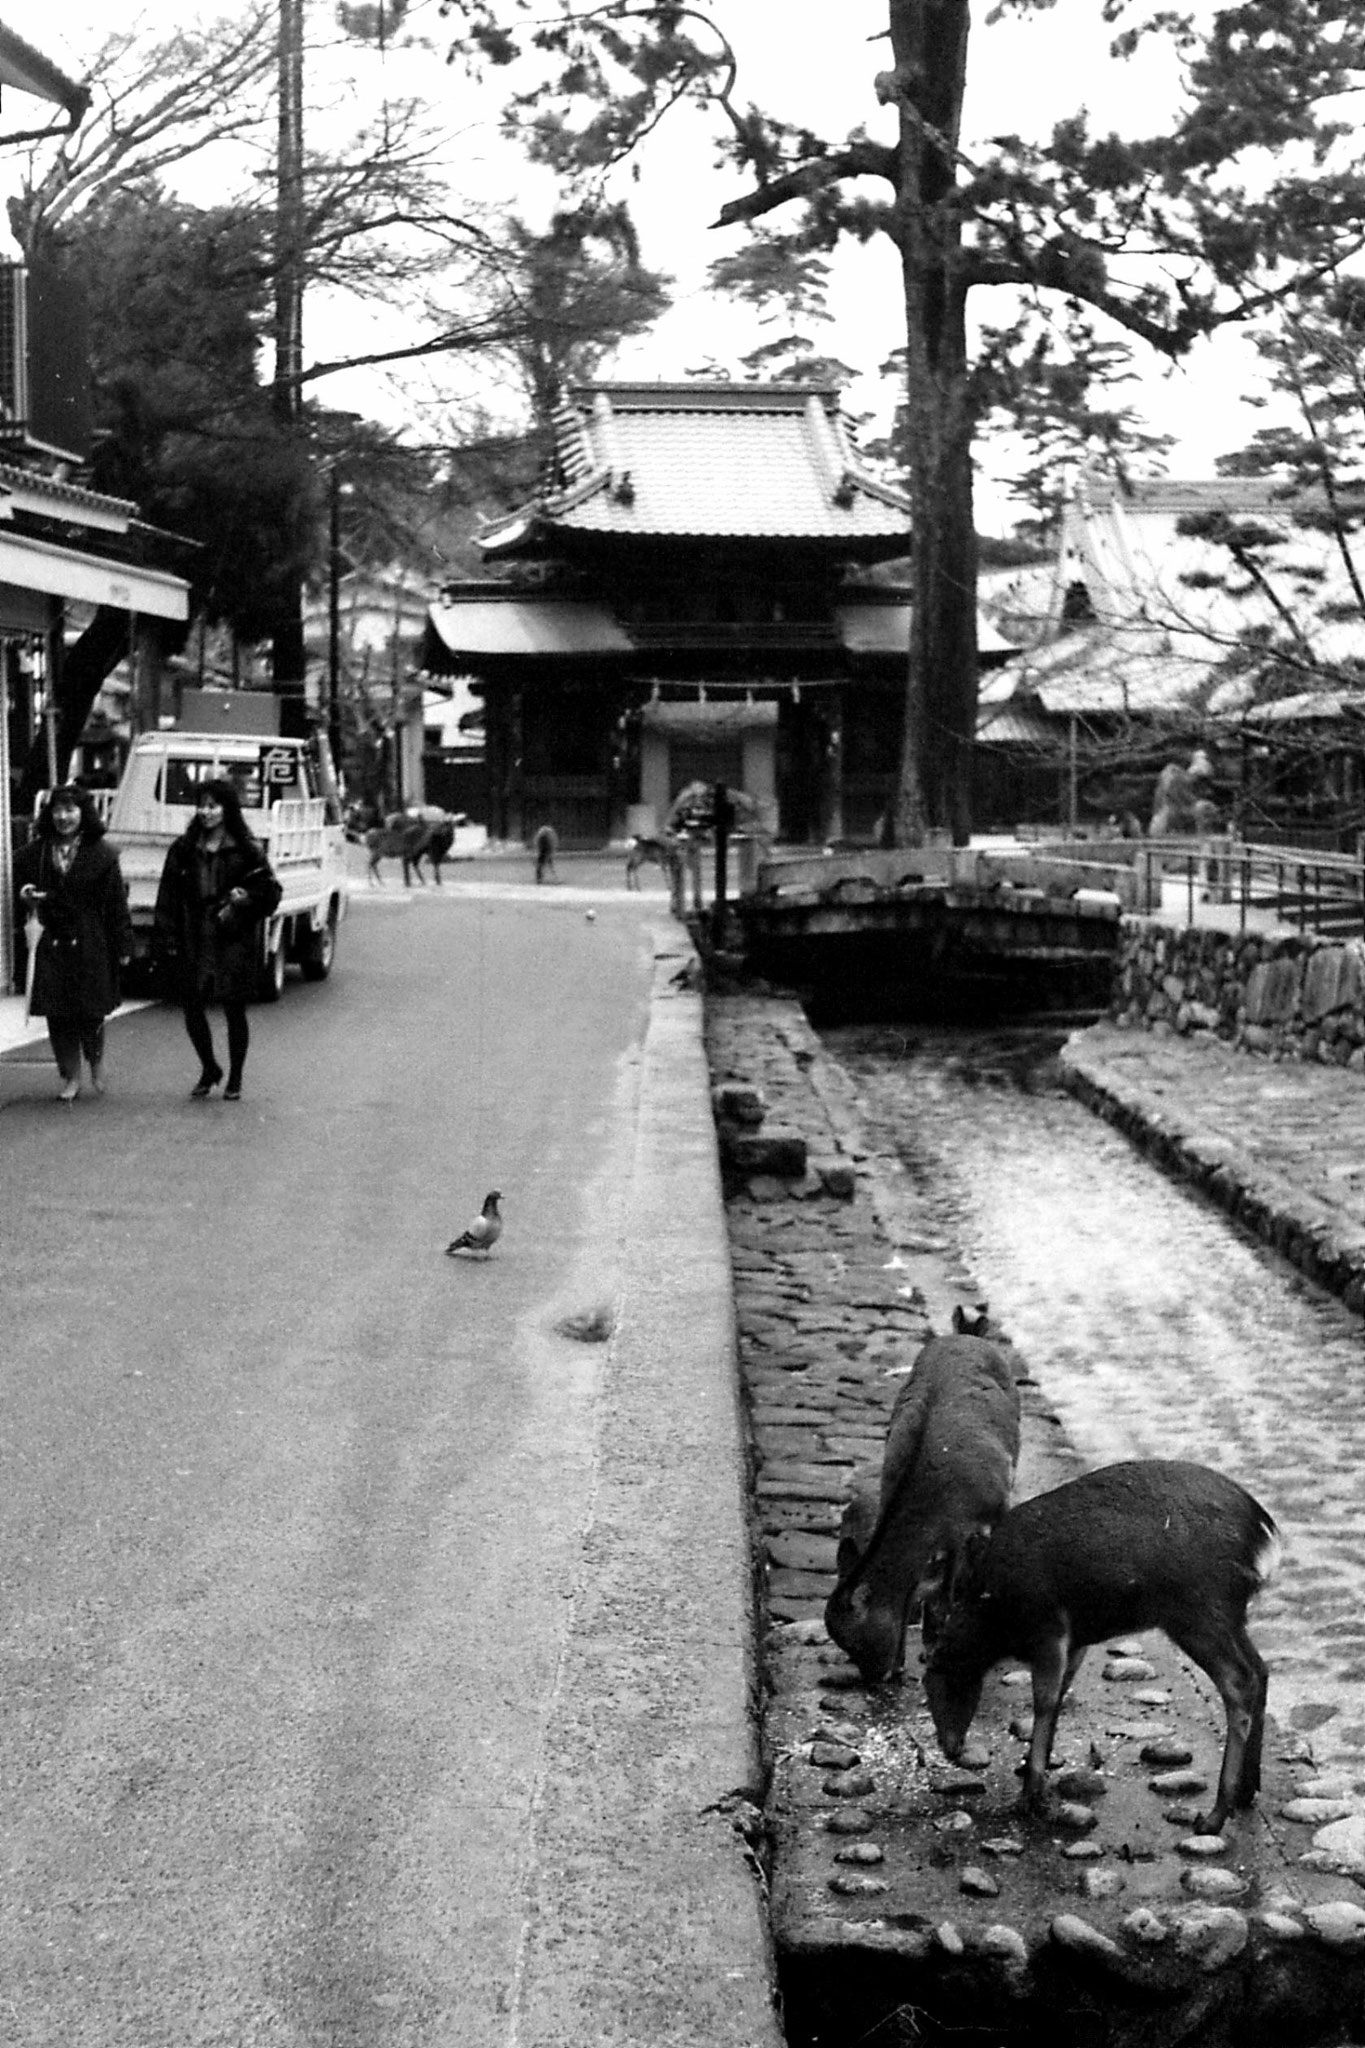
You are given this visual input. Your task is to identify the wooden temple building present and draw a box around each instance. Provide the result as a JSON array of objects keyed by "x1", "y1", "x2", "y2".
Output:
[{"x1": 420, "y1": 380, "x2": 919, "y2": 848}]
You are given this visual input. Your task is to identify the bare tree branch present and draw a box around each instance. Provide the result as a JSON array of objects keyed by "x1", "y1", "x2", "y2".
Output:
[{"x1": 712, "y1": 139, "x2": 899, "y2": 229}]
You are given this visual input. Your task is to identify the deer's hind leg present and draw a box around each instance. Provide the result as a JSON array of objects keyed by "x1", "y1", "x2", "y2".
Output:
[{"x1": 1168, "y1": 1607, "x2": 1267, "y2": 1833}]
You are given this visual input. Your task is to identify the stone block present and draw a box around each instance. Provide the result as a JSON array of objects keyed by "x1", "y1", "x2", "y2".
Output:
[
  {"x1": 713, "y1": 1081, "x2": 766, "y2": 1126},
  {"x1": 766, "y1": 1530, "x2": 840, "y2": 1574},
  {"x1": 1302, "y1": 944, "x2": 1365, "y2": 1024},
  {"x1": 724, "y1": 1127, "x2": 808, "y2": 1177},
  {"x1": 1245, "y1": 956, "x2": 1301, "y2": 1025},
  {"x1": 812, "y1": 1157, "x2": 857, "y2": 1200}
]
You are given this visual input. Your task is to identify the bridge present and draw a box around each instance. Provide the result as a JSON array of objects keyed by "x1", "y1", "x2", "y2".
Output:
[
  {"x1": 735, "y1": 843, "x2": 1132, "y2": 1018},
  {"x1": 732, "y1": 834, "x2": 1365, "y2": 1017}
]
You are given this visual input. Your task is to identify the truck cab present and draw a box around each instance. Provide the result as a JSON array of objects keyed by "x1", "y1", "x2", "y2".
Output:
[{"x1": 107, "y1": 731, "x2": 350, "y2": 999}]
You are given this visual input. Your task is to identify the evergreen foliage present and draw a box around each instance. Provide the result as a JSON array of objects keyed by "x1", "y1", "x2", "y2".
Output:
[{"x1": 435, "y1": 0, "x2": 1365, "y2": 841}]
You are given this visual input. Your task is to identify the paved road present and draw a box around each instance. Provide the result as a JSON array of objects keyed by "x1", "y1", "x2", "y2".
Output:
[{"x1": 0, "y1": 884, "x2": 665, "y2": 2047}]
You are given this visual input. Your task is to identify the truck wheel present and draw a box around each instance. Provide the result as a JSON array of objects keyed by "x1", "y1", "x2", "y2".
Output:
[
  {"x1": 301, "y1": 906, "x2": 337, "y2": 981},
  {"x1": 257, "y1": 930, "x2": 287, "y2": 1003}
]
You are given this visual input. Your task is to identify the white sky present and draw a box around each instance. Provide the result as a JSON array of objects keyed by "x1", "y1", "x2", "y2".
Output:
[{"x1": 0, "y1": 0, "x2": 1288, "y2": 529}]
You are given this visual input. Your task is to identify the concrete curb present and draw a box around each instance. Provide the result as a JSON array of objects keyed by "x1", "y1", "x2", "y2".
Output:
[
  {"x1": 512, "y1": 936, "x2": 784, "y2": 2048},
  {"x1": 1059, "y1": 1029, "x2": 1365, "y2": 1314}
]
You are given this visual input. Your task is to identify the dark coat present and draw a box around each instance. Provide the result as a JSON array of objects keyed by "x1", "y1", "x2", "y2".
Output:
[
  {"x1": 153, "y1": 831, "x2": 283, "y2": 1004},
  {"x1": 14, "y1": 836, "x2": 133, "y2": 1021}
]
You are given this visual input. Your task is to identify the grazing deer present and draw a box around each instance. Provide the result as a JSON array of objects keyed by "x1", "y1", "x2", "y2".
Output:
[
  {"x1": 923, "y1": 1459, "x2": 1280, "y2": 1835},
  {"x1": 825, "y1": 1328, "x2": 1021, "y2": 1682}
]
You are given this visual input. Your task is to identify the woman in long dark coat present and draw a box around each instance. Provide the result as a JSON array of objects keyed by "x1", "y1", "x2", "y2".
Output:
[
  {"x1": 14, "y1": 783, "x2": 133, "y2": 1102},
  {"x1": 153, "y1": 777, "x2": 282, "y2": 1101}
]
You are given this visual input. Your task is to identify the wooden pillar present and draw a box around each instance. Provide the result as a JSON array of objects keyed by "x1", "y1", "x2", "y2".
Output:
[
  {"x1": 824, "y1": 694, "x2": 845, "y2": 844},
  {"x1": 1068, "y1": 714, "x2": 1079, "y2": 834}
]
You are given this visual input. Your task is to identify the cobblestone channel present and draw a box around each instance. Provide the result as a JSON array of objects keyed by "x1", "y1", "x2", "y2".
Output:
[
  {"x1": 832, "y1": 1020, "x2": 1365, "y2": 1786},
  {"x1": 707, "y1": 991, "x2": 1365, "y2": 2048}
]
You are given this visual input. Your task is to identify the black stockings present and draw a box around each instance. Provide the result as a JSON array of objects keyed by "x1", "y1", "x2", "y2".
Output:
[{"x1": 183, "y1": 995, "x2": 249, "y2": 1085}]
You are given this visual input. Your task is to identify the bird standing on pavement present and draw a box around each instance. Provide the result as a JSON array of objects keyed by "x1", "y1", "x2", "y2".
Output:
[{"x1": 446, "y1": 1190, "x2": 503, "y2": 1257}]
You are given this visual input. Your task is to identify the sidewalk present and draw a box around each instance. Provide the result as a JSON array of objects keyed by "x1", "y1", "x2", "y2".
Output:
[
  {"x1": 1060, "y1": 1019, "x2": 1365, "y2": 1314},
  {"x1": 510, "y1": 928, "x2": 784, "y2": 2048},
  {"x1": 0, "y1": 991, "x2": 155, "y2": 1060}
]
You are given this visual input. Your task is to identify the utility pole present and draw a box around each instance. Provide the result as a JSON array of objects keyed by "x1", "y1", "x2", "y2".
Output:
[
  {"x1": 328, "y1": 461, "x2": 343, "y2": 770},
  {"x1": 272, "y1": 0, "x2": 308, "y2": 720}
]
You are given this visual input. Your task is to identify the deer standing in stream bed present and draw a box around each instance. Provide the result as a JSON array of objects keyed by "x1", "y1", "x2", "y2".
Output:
[
  {"x1": 824, "y1": 1322, "x2": 1022, "y2": 1683},
  {"x1": 923, "y1": 1459, "x2": 1281, "y2": 1835}
]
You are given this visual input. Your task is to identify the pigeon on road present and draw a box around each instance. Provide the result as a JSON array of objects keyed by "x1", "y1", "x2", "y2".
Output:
[{"x1": 446, "y1": 1190, "x2": 503, "y2": 1257}]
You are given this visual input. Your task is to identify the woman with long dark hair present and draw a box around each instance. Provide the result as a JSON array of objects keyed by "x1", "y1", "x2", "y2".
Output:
[
  {"x1": 14, "y1": 783, "x2": 133, "y2": 1102},
  {"x1": 153, "y1": 777, "x2": 282, "y2": 1101}
]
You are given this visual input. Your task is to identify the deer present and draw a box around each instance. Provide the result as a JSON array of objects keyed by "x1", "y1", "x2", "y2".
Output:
[
  {"x1": 922, "y1": 1459, "x2": 1281, "y2": 1836},
  {"x1": 824, "y1": 1323, "x2": 1021, "y2": 1684},
  {"x1": 364, "y1": 814, "x2": 437, "y2": 887}
]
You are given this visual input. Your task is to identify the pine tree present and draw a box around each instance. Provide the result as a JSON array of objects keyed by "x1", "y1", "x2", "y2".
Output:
[{"x1": 438, "y1": 0, "x2": 1365, "y2": 841}]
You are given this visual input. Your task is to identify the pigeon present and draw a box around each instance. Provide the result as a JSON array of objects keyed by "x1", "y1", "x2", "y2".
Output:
[{"x1": 446, "y1": 1190, "x2": 502, "y2": 1257}]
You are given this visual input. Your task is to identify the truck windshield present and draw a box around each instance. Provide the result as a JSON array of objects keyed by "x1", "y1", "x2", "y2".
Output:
[{"x1": 160, "y1": 759, "x2": 266, "y2": 808}]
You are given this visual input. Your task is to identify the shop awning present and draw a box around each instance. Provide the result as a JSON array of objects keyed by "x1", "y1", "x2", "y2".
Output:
[{"x1": 0, "y1": 529, "x2": 188, "y2": 622}]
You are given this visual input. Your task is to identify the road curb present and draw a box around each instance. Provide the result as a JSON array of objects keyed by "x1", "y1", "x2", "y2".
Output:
[{"x1": 511, "y1": 931, "x2": 784, "y2": 2048}]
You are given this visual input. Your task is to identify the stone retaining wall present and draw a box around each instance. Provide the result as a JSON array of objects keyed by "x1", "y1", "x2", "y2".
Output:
[{"x1": 1113, "y1": 919, "x2": 1365, "y2": 1066}]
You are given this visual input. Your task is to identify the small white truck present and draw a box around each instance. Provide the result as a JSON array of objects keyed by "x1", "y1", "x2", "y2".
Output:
[{"x1": 106, "y1": 730, "x2": 350, "y2": 999}]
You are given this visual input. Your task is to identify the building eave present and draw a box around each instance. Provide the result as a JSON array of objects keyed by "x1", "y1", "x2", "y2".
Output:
[{"x1": 0, "y1": 23, "x2": 90, "y2": 134}]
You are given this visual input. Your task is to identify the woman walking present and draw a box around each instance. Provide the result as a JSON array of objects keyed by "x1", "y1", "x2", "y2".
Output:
[
  {"x1": 154, "y1": 778, "x2": 282, "y2": 1101},
  {"x1": 14, "y1": 783, "x2": 133, "y2": 1102}
]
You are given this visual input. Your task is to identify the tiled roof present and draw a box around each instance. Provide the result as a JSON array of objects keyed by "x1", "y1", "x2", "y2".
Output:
[
  {"x1": 0, "y1": 461, "x2": 136, "y2": 528},
  {"x1": 1240, "y1": 686, "x2": 1365, "y2": 724},
  {"x1": 976, "y1": 701, "x2": 1058, "y2": 747},
  {"x1": 995, "y1": 472, "x2": 1365, "y2": 723},
  {"x1": 423, "y1": 596, "x2": 632, "y2": 665},
  {"x1": 1080, "y1": 486, "x2": 1364, "y2": 666},
  {"x1": 423, "y1": 588, "x2": 991, "y2": 669},
  {"x1": 1080, "y1": 474, "x2": 1285, "y2": 518},
  {"x1": 477, "y1": 381, "x2": 910, "y2": 552},
  {"x1": 1001, "y1": 623, "x2": 1220, "y2": 717}
]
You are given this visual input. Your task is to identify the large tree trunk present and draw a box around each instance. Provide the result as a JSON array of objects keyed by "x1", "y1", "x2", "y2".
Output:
[{"x1": 888, "y1": 0, "x2": 978, "y2": 848}]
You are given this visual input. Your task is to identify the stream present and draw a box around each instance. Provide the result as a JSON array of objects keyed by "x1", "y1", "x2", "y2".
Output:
[{"x1": 826, "y1": 1021, "x2": 1365, "y2": 1785}]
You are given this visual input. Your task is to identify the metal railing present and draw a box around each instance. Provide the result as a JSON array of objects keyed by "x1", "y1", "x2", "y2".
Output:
[{"x1": 1138, "y1": 836, "x2": 1365, "y2": 939}]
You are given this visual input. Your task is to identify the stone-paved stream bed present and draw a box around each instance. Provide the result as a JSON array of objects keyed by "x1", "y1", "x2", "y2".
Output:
[{"x1": 706, "y1": 992, "x2": 1365, "y2": 2048}]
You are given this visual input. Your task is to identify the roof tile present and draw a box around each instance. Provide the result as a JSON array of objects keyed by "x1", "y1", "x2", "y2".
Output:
[{"x1": 480, "y1": 381, "x2": 909, "y2": 550}]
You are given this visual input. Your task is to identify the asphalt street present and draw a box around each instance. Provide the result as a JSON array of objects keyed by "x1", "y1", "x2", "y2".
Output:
[{"x1": 0, "y1": 873, "x2": 702, "y2": 2047}]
